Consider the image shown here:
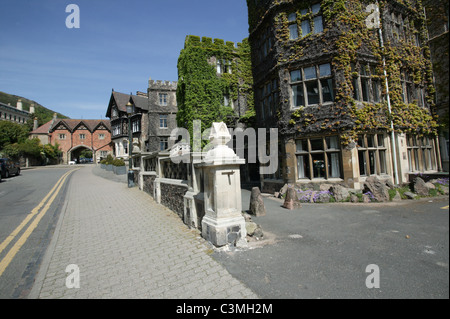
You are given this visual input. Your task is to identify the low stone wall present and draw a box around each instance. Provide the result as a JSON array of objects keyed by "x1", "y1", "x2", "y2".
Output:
[
  {"x1": 160, "y1": 182, "x2": 188, "y2": 218},
  {"x1": 142, "y1": 174, "x2": 156, "y2": 197}
]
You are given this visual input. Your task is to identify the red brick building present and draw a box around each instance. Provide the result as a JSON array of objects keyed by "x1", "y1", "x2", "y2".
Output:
[{"x1": 30, "y1": 118, "x2": 112, "y2": 164}]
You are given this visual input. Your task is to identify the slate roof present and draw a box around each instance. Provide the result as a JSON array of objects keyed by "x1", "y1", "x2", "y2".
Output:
[
  {"x1": 31, "y1": 118, "x2": 111, "y2": 134},
  {"x1": 30, "y1": 119, "x2": 53, "y2": 135},
  {"x1": 50, "y1": 119, "x2": 111, "y2": 132},
  {"x1": 106, "y1": 91, "x2": 149, "y2": 118}
]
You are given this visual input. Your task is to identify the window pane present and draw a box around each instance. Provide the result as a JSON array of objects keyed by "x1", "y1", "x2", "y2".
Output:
[
  {"x1": 379, "y1": 150, "x2": 387, "y2": 174},
  {"x1": 291, "y1": 70, "x2": 302, "y2": 82},
  {"x1": 367, "y1": 134, "x2": 375, "y2": 148},
  {"x1": 304, "y1": 66, "x2": 316, "y2": 79},
  {"x1": 289, "y1": 24, "x2": 298, "y2": 40},
  {"x1": 352, "y1": 78, "x2": 360, "y2": 100},
  {"x1": 313, "y1": 16, "x2": 323, "y2": 34},
  {"x1": 319, "y1": 63, "x2": 331, "y2": 77},
  {"x1": 292, "y1": 84, "x2": 305, "y2": 107},
  {"x1": 312, "y1": 153, "x2": 325, "y2": 178},
  {"x1": 372, "y1": 81, "x2": 381, "y2": 102},
  {"x1": 300, "y1": 9, "x2": 308, "y2": 16},
  {"x1": 288, "y1": 13, "x2": 296, "y2": 22},
  {"x1": 377, "y1": 135, "x2": 384, "y2": 147},
  {"x1": 297, "y1": 155, "x2": 310, "y2": 179},
  {"x1": 306, "y1": 81, "x2": 320, "y2": 105},
  {"x1": 361, "y1": 78, "x2": 370, "y2": 102},
  {"x1": 321, "y1": 78, "x2": 334, "y2": 103},
  {"x1": 326, "y1": 136, "x2": 339, "y2": 149},
  {"x1": 359, "y1": 151, "x2": 367, "y2": 175},
  {"x1": 301, "y1": 20, "x2": 311, "y2": 36},
  {"x1": 369, "y1": 150, "x2": 377, "y2": 174},
  {"x1": 328, "y1": 153, "x2": 341, "y2": 178},
  {"x1": 310, "y1": 138, "x2": 323, "y2": 151},
  {"x1": 296, "y1": 140, "x2": 308, "y2": 152},
  {"x1": 312, "y1": 3, "x2": 321, "y2": 14}
]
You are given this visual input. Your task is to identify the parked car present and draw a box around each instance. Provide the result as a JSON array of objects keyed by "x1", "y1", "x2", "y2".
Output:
[{"x1": 0, "y1": 158, "x2": 21, "y2": 178}]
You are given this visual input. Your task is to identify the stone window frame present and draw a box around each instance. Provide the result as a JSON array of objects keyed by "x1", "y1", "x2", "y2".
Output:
[
  {"x1": 357, "y1": 133, "x2": 388, "y2": 177},
  {"x1": 390, "y1": 11, "x2": 420, "y2": 46},
  {"x1": 406, "y1": 134, "x2": 437, "y2": 172},
  {"x1": 159, "y1": 93, "x2": 168, "y2": 106},
  {"x1": 295, "y1": 135, "x2": 342, "y2": 180},
  {"x1": 79, "y1": 133, "x2": 86, "y2": 140},
  {"x1": 59, "y1": 133, "x2": 66, "y2": 140},
  {"x1": 98, "y1": 133, "x2": 105, "y2": 140},
  {"x1": 351, "y1": 63, "x2": 382, "y2": 104},
  {"x1": 259, "y1": 78, "x2": 279, "y2": 120},
  {"x1": 132, "y1": 117, "x2": 141, "y2": 133},
  {"x1": 257, "y1": 26, "x2": 273, "y2": 63},
  {"x1": 400, "y1": 70, "x2": 426, "y2": 108},
  {"x1": 159, "y1": 137, "x2": 169, "y2": 151},
  {"x1": 287, "y1": 3, "x2": 323, "y2": 41},
  {"x1": 159, "y1": 114, "x2": 168, "y2": 129},
  {"x1": 216, "y1": 59, "x2": 232, "y2": 75},
  {"x1": 290, "y1": 62, "x2": 334, "y2": 109}
]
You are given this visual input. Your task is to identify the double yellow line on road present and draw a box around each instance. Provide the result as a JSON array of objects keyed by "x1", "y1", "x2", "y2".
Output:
[{"x1": 0, "y1": 169, "x2": 77, "y2": 277}]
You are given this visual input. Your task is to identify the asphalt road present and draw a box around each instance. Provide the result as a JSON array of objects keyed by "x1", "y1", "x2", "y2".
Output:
[
  {"x1": 212, "y1": 189, "x2": 449, "y2": 299},
  {"x1": 0, "y1": 167, "x2": 73, "y2": 298}
]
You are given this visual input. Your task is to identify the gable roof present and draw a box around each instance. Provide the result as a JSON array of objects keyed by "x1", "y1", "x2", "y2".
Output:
[
  {"x1": 30, "y1": 119, "x2": 53, "y2": 135},
  {"x1": 106, "y1": 91, "x2": 149, "y2": 118},
  {"x1": 49, "y1": 119, "x2": 111, "y2": 133}
]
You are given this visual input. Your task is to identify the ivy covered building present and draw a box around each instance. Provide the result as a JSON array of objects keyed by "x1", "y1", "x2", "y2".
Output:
[
  {"x1": 177, "y1": 35, "x2": 259, "y2": 181},
  {"x1": 177, "y1": 35, "x2": 255, "y2": 136},
  {"x1": 247, "y1": 0, "x2": 442, "y2": 191}
]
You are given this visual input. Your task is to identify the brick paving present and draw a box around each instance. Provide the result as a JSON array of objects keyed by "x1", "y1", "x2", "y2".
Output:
[{"x1": 29, "y1": 166, "x2": 258, "y2": 299}]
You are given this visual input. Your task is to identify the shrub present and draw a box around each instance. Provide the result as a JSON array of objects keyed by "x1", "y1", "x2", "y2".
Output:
[
  {"x1": 388, "y1": 188, "x2": 398, "y2": 201},
  {"x1": 105, "y1": 154, "x2": 114, "y2": 165},
  {"x1": 112, "y1": 158, "x2": 125, "y2": 167}
]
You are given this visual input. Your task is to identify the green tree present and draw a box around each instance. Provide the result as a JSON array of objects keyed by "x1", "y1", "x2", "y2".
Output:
[{"x1": 0, "y1": 121, "x2": 29, "y2": 150}]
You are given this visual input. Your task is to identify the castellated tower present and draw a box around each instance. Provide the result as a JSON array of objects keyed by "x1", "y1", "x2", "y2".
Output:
[{"x1": 146, "y1": 78, "x2": 178, "y2": 152}]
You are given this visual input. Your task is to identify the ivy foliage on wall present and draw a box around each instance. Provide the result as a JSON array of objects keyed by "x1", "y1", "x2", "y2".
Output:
[
  {"x1": 255, "y1": 0, "x2": 439, "y2": 145},
  {"x1": 176, "y1": 36, "x2": 255, "y2": 143}
]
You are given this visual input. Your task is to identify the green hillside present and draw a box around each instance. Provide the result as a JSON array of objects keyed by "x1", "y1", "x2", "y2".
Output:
[{"x1": 0, "y1": 91, "x2": 69, "y2": 130}]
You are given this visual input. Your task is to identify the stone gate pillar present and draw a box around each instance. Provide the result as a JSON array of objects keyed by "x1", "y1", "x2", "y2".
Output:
[{"x1": 199, "y1": 122, "x2": 247, "y2": 247}]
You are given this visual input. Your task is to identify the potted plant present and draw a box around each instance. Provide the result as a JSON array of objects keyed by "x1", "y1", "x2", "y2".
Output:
[
  {"x1": 105, "y1": 155, "x2": 114, "y2": 171},
  {"x1": 112, "y1": 158, "x2": 126, "y2": 175}
]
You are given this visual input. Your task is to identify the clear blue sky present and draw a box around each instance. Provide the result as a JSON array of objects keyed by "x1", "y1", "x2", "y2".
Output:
[{"x1": 0, "y1": 0, "x2": 250, "y2": 119}]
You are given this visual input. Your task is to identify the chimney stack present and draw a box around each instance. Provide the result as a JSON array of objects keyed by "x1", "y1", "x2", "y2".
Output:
[
  {"x1": 33, "y1": 117, "x2": 39, "y2": 130},
  {"x1": 29, "y1": 103, "x2": 35, "y2": 114},
  {"x1": 17, "y1": 99, "x2": 23, "y2": 111}
]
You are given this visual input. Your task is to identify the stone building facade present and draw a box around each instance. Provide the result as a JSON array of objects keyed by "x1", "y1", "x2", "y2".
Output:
[
  {"x1": 106, "y1": 91, "x2": 150, "y2": 159},
  {"x1": 247, "y1": 0, "x2": 442, "y2": 191},
  {"x1": 0, "y1": 99, "x2": 31, "y2": 125},
  {"x1": 106, "y1": 80, "x2": 179, "y2": 159},
  {"x1": 177, "y1": 35, "x2": 258, "y2": 182},
  {"x1": 424, "y1": 0, "x2": 449, "y2": 171},
  {"x1": 147, "y1": 79, "x2": 178, "y2": 152},
  {"x1": 30, "y1": 117, "x2": 112, "y2": 164}
]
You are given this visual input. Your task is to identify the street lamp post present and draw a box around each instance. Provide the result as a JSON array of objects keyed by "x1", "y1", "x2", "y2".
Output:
[{"x1": 126, "y1": 100, "x2": 134, "y2": 188}]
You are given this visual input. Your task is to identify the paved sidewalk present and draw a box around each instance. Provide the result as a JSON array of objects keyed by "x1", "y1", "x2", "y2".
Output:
[{"x1": 29, "y1": 166, "x2": 258, "y2": 299}]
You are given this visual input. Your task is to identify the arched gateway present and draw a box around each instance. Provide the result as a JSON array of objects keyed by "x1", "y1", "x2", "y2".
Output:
[{"x1": 31, "y1": 118, "x2": 113, "y2": 164}]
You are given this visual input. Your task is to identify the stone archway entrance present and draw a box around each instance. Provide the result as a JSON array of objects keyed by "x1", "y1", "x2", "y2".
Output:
[{"x1": 69, "y1": 145, "x2": 93, "y2": 164}]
